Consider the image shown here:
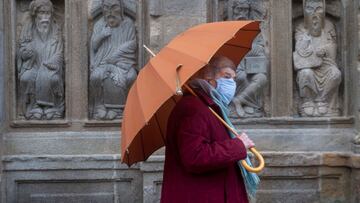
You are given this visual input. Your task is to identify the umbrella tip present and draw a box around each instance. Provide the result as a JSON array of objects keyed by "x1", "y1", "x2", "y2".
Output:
[
  {"x1": 143, "y1": 45, "x2": 156, "y2": 57},
  {"x1": 176, "y1": 89, "x2": 183, "y2": 96}
]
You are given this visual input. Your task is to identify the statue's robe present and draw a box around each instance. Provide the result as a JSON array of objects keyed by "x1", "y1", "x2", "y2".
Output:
[
  {"x1": 90, "y1": 17, "x2": 136, "y2": 114},
  {"x1": 231, "y1": 34, "x2": 267, "y2": 117},
  {"x1": 17, "y1": 19, "x2": 64, "y2": 118},
  {"x1": 293, "y1": 19, "x2": 341, "y2": 115}
]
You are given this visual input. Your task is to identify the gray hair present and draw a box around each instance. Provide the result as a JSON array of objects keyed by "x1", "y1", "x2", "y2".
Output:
[{"x1": 197, "y1": 56, "x2": 236, "y2": 80}]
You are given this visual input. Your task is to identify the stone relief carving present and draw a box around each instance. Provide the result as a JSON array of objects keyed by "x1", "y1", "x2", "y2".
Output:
[
  {"x1": 16, "y1": 0, "x2": 64, "y2": 120},
  {"x1": 227, "y1": 0, "x2": 267, "y2": 20},
  {"x1": 89, "y1": 0, "x2": 137, "y2": 120},
  {"x1": 293, "y1": 0, "x2": 341, "y2": 117},
  {"x1": 226, "y1": 0, "x2": 269, "y2": 118}
]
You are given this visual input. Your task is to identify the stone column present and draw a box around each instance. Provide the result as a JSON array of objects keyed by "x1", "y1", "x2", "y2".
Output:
[
  {"x1": 352, "y1": 2, "x2": 360, "y2": 202},
  {"x1": 66, "y1": 0, "x2": 88, "y2": 124},
  {"x1": 353, "y1": 135, "x2": 360, "y2": 203},
  {"x1": 269, "y1": 0, "x2": 293, "y2": 116},
  {"x1": 0, "y1": 0, "x2": 4, "y2": 201}
]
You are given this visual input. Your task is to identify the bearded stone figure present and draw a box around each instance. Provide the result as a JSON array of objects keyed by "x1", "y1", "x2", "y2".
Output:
[
  {"x1": 17, "y1": 0, "x2": 64, "y2": 120},
  {"x1": 293, "y1": 0, "x2": 341, "y2": 117},
  {"x1": 228, "y1": 0, "x2": 268, "y2": 118},
  {"x1": 89, "y1": 0, "x2": 137, "y2": 120}
]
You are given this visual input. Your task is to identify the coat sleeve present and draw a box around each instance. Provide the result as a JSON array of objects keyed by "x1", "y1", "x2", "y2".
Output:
[{"x1": 176, "y1": 109, "x2": 248, "y2": 174}]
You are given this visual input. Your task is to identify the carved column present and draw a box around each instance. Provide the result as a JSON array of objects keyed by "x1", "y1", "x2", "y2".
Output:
[
  {"x1": 270, "y1": 0, "x2": 293, "y2": 116},
  {"x1": 66, "y1": 0, "x2": 88, "y2": 122},
  {"x1": 0, "y1": 0, "x2": 4, "y2": 200},
  {"x1": 352, "y1": 135, "x2": 360, "y2": 203}
]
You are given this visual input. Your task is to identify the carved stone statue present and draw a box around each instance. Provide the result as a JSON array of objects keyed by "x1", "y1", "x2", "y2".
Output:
[
  {"x1": 17, "y1": 0, "x2": 64, "y2": 120},
  {"x1": 228, "y1": 0, "x2": 268, "y2": 118},
  {"x1": 89, "y1": 0, "x2": 137, "y2": 120},
  {"x1": 293, "y1": 0, "x2": 341, "y2": 117},
  {"x1": 227, "y1": 0, "x2": 267, "y2": 21}
]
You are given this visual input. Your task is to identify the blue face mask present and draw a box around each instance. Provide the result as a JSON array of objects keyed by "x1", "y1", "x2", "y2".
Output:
[{"x1": 215, "y1": 78, "x2": 236, "y2": 105}]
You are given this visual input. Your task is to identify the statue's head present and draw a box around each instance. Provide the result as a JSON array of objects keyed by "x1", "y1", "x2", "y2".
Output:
[
  {"x1": 231, "y1": 0, "x2": 250, "y2": 20},
  {"x1": 29, "y1": 0, "x2": 53, "y2": 34},
  {"x1": 303, "y1": 0, "x2": 325, "y2": 37},
  {"x1": 102, "y1": 0, "x2": 124, "y2": 28}
]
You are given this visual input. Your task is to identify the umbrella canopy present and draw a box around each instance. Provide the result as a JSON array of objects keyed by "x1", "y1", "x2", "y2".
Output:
[{"x1": 121, "y1": 20, "x2": 261, "y2": 166}]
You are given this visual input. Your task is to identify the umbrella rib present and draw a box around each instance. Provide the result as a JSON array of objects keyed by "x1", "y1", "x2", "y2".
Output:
[
  {"x1": 240, "y1": 29, "x2": 261, "y2": 32},
  {"x1": 140, "y1": 130, "x2": 146, "y2": 161},
  {"x1": 126, "y1": 148, "x2": 130, "y2": 166},
  {"x1": 171, "y1": 96, "x2": 179, "y2": 107},
  {"x1": 134, "y1": 77, "x2": 157, "y2": 124},
  {"x1": 154, "y1": 113, "x2": 166, "y2": 144},
  {"x1": 224, "y1": 43, "x2": 252, "y2": 50}
]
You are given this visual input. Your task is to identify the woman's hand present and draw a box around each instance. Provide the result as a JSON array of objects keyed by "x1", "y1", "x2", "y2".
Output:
[{"x1": 236, "y1": 132, "x2": 255, "y2": 149}]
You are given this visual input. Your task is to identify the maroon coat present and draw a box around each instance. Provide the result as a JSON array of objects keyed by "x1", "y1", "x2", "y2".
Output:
[{"x1": 160, "y1": 90, "x2": 249, "y2": 203}]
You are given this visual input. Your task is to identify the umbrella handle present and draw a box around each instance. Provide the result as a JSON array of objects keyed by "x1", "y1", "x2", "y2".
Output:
[
  {"x1": 175, "y1": 64, "x2": 183, "y2": 95},
  {"x1": 208, "y1": 106, "x2": 265, "y2": 173},
  {"x1": 184, "y1": 84, "x2": 265, "y2": 173},
  {"x1": 240, "y1": 147, "x2": 265, "y2": 173}
]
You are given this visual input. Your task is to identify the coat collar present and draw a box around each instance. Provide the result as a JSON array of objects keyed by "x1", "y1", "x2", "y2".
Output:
[
  {"x1": 190, "y1": 87, "x2": 226, "y2": 121},
  {"x1": 189, "y1": 88, "x2": 223, "y2": 111}
]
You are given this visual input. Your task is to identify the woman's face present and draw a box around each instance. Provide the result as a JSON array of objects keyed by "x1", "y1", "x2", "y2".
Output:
[
  {"x1": 206, "y1": 67, "x2": 236, "y2": 88},
  {"x1": 198, "y1": 65, "x2": 236, "y2": 88}
]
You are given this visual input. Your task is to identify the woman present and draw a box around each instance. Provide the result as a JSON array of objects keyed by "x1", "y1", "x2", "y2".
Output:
[{"x1": 161, "y1": 56, "x2": 256, "y2": 203}]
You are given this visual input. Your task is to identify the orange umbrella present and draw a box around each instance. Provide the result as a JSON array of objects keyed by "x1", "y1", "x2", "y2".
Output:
[{"x1": 121, "y1": 20, "x2": 263, "y2": 170}]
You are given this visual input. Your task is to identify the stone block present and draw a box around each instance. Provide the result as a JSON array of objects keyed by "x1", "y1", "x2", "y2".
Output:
[
  {"x1": 354, "y1": 144, "x2": 360, "y2": 154},
  {"x1": 350, "y1": 155, "x2": 360, "y2": 168},
  {"x1": 4, "y1": 132, "x2": 120, "y2": 155},
  {"x1": 4, "y1": 157, "x2": 143, "y2": 203},
  {"x1": 322, "y1": 152, "x2": 351, "y2": 167},
  {"x1": 240, "y1": 128, "x2": 354, "y2": 152},
  {"x1": 141, "y1": 156, "x2": 164, "y2": 203},
  {"x1": 255, "y1": 190, "x2": 319, "y2": 203},
  {"x1": 143, "y1": 172, "x2": 163, "y2": 203},
  {"x1": 262, "y1": 152, "x2": 321, "y2": 167},
  {"x1": 319, "y1": 167, "x2": 351, "y2": 203},
  {"x1": 351, "y1": 169, "x2": 360, "y2": 203}
]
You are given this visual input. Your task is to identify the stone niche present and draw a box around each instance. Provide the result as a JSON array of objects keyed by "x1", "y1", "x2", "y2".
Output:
[
  {"x1": 292, "y1": 0, "x2": 344, "y2": 117},
  {"x1": 219, "y1": 0, "x2": 271, "y2": 119},
  {"x1": 88, "y1": 0, "x2": 140, "y2": 121},
  {"x1": 15, "y1": 0, "x2": 65, "y2": 121}
]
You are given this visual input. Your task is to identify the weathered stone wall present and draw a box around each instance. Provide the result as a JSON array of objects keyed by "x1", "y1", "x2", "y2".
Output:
[{"x1": 0, "y1": 0, "x2": 360, "y2": 202}]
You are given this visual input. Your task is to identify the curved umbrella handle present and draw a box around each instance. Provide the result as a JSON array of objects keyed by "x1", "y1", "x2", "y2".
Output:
[{"x1": 240, "y1": 147, "x2": 265, "y2": 173}]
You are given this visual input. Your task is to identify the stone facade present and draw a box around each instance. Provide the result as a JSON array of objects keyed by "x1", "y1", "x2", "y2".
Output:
[{"x1": 1, "y1": 0, "x2": 360, "y2": 203}]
